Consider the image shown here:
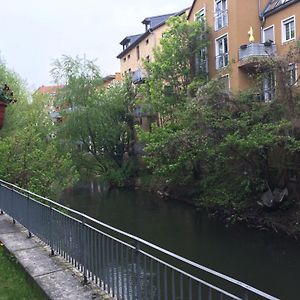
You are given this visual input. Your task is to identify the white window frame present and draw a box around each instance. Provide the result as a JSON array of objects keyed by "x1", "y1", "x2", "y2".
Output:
[
  {"x1": 221, "y1": 74, "x2": 230, "y2": 92},
  {"x1": 288, "y1": 63, "x2": 298, "y2": 86},
  {"x1": 215, "y1": 33, "x2": 229, "y2": 70},
  {"x1": 262, "y1": 72, "x2": 275, "y2": 102},
  {"x1": 194, "y1": 7, "x2": 206, "y2": 21},
  {"x1": 214, "y1": 0, "x2": 228, "y2": 31},
  {"x1": 281, "y1": 15, "x2": 296, "y2": 44},
  {"x1": 263, "y1": 25, "x2": 275, "y2": 43}
]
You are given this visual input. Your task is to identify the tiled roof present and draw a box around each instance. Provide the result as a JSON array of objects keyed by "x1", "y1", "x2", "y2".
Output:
[
  {"x1": 263, "y1": 0, "x2": 299, "y2": 17},
  {"x1": 36, "y1": 85, "x2": 64, "y2": 95}
]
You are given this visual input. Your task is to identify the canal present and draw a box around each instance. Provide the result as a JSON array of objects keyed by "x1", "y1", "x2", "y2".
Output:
[{"x1": 61, "y1": 186, "x2": 300, "y2": 300}]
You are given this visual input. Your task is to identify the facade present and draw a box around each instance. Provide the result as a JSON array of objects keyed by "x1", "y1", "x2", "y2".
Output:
[
  {"x1": 102, "y1": 73, "x2": 121, "y2": 88},
  {"x1": 117, "y1": 9, "x2": 189, "y2": 83},
  {"x1": 35, "y1": 85, "x2": 65, "y2": 122},
  {"x1": 35, "y1": 85, "x2": 64, "y2": 97},
  {"x1": 188, "y1": 0, "x2": 300, "y2": 96}
]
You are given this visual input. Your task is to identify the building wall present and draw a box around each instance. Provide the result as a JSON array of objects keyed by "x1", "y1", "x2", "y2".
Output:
[
  {"x1": 263, "y1": 2, "x2": 300, "y2": 56},
  {"x1": 188, "y1": 0, "x2": 299, "y2": 92},
  {"x1": 120, "y1": 24, "x2": 167, "y2": 75}
]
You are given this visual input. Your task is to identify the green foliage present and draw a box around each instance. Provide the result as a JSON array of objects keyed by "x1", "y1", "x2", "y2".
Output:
[
  {"x1": 0, "y1": 93, "x2": 79, "y2": 198},
  {"x1": 139, "y1": 16, "x2": 209, "y2": 123},
  {"x1": 0, "y1": 246, "x2": 45, "y2": 299},
  {"x1": 52, "y1": 56, "x2": 136, "y2": 185},
  {"x1": 140, "y1": 76, "x2": 300, "y2": 207}
]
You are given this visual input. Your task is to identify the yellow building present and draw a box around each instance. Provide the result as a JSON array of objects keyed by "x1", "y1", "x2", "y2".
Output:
[
  {"x1": 117, "y1": 9, "x2": 189, "y2": 83},
  {"x1": 188, "y1": 0, "x2": 300, "y2": 98}
]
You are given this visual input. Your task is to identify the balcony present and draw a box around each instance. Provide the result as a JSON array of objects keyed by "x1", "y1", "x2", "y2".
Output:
[
  {"x1": 238, "y1": 43, "x2": 277, "y2": 69},
  {"x1": 132, "y1": 69, "x2": 146, "y2": 84}
]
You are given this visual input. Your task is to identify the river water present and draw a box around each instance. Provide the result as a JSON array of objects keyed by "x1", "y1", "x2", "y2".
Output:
[{"x1": 61, "y1": 186, "x2": 300, "y2": 300}]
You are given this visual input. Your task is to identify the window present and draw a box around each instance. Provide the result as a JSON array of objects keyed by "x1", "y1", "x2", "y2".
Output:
[
  {"x1": 146, "y1": 55, "x2": 150, "y2": 62},
  {"x1": 263, "y1": 25, "x2": 275, "y2": 43},
  {"x1": 214, "y1": 0, "x2": 228, "y2": 30},
  {"x1": 220, "y1": 74, "x2": 230, "y2": 93},
  {"x1": 282, "y1": 16, "x2": 295, "y2": 43},
  {"x1": 262, "y1": 72, "x2": 275, "y2": 102},
  {"x1": 146, "y1": 39, "x2": 149, "y2": 45},
  {"x1": 215, "y1": 34, "x2": 228, "y2": 69},
  {"x1": 195, "y1": 8, "x2": 205, "y2": 21},
  {"x1": 136, "y1": 46, "x2": 140, "y2": 60},
  {"x1": 195, "y1": 48, "x2": 208, "y2": 74},
  {"x1": 288, "y1": 64, "x2": 297, "y2": 86},
  {"x1": 123, "y1": 57, "x2": 126, "y2": 62},
  {"x1": 128, "y1": 54, "x2": 131, "y2": 59}
]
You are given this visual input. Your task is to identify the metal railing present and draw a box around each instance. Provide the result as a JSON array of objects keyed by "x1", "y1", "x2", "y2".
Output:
[
  {"x1": 239, "y1": 43, "x2": 277, "y2": 61},
  {"x1": 0, "y1": 179, "x2": 279, "y2": 300}
]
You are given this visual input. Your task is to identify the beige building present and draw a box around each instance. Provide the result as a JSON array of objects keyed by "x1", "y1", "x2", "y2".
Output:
[
  {"x1": 188, "y1": 0, "x2": 300, "y2": 98},
  {"x1": 117, "y1": 9, "x2": 188, "y2": 83}
]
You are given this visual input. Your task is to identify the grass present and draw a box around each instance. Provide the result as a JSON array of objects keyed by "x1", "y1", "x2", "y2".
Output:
[{"x1": 0, "y1": 243, "x2": 46, "y2": 300}]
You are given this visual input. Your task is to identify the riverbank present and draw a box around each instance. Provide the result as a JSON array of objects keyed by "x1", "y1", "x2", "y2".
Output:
[{"x1": 134, "y1": 175, "x2": 300, "y2": 240}]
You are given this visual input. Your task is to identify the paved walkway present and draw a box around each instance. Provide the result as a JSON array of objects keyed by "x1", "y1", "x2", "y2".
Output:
[{"x1": 0, "y1": 213, "x2": 112, "y2": 300}]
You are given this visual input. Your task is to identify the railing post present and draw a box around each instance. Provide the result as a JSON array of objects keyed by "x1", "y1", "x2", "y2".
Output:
[
  {"x1": 11, "y1": 188, "x2": 15, "y2": 224},
  {"x1": 81, "y1": 215, "x2": 88, "y2": 284},
  {"x1": 27, "y1": 194, "x2": 32, "y2": 238},
  {"x1": 135, "y1": 241, "x2": 141, "y2": 300},
  {"x1": 49, "y1": 204, "x2": 54, "y2": 256}
]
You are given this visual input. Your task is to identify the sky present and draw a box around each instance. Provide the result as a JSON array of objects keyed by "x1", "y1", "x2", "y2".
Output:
[{"x1": 0, "y1": 0, "x2": 191, "y2": 90}]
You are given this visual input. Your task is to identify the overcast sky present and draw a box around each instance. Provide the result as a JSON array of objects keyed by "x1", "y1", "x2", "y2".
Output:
[{"x1": 0, "y1": 0, "x2": 191, "y2": 90}]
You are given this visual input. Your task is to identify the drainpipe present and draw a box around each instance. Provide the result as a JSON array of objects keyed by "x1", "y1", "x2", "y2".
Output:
[{"x1": 258, "y1": 0, "x2": 266, "y2": 42}]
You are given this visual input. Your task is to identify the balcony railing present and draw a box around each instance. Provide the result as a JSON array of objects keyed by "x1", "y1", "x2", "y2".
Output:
[{"x1": 239, "y1": 43, "x2": 277, "y2": 63}]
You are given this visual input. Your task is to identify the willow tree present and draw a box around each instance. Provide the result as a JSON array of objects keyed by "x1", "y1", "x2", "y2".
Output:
[
  {"x1": 51, "y1": 56, "x2": 136, "y2": 185},
  {"x1": 0, "y1": 56, "x2": 78, "y2": 197}
]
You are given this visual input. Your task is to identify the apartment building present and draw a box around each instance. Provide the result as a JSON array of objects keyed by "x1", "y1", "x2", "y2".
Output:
[
  {"x1": 188, "y1": 0, "x2": 300, "y2": 97},
  {"x1": 117, "y1": 9, "x2": 188, "y2": 83},
  {"x1": 102, "y1": 73, "x2": 121, "y2": 88}
]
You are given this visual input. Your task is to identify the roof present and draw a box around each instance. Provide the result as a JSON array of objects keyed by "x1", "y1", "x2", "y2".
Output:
[
  {"x1": 120, "y1": 34, "x2": 143, "y2": 46},
  {"x1": 117, "y1": 8, "x2": 189, "y2": 59},
  {"x1": 36, "y1": 85, "x2": 64, "y2": 95},
  {"x1": 142, "y1": 13, "x2": 175, "y2": 28},
  {"x1": 262, "y1": 0, "x2": 300, "y2": 17}
]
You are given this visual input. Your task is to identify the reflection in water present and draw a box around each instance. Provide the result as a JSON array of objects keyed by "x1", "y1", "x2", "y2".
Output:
[{"x1": 61, "y1": 186, "x2": 300, "y2": 299}]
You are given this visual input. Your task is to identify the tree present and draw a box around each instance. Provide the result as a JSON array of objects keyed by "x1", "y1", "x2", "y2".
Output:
[
  {"x1": 138, "y1": 15, "x2": 209, "y2": 124},
  {"x1": 51, "y1": 56, "x2": 136, "y2": 185},
  {"x1": 139, "y1": 39, "x2": 300, "y2": 208},
  {"x1": 0, "y1": 91, "x2": 79, "y2": 198}
]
